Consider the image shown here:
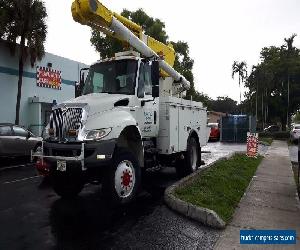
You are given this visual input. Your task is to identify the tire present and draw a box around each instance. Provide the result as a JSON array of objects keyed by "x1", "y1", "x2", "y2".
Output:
[
  {"x1": 102, "y1": 148, "x2": 141, "y2": 205},
  {"x1": 51, "y1": 171, "x2": 84, "y2": 199},
  {"x1": 176, "y1": 137, "x2": 201, "y2": 177}
]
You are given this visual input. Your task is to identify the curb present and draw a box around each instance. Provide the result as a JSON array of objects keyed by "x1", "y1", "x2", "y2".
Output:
[{"x1": 164, "y1": 152, "x2": 238, "y2": 229}]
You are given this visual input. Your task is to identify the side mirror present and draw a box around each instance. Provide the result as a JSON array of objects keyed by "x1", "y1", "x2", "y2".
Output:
[
  {"x1": 152, "y1": 85, "x2": 159, "y2": 98},
  {"x1": 151, "y1": 60, "x2": 160, "y2": 86},
  {"x1": 80, "y1": 71, "x2": 85, "y2": 85},
  {"x1": 75, "y1": 72, "x2": 85, "y2": 98},
  {"x1": 76, "y1": 68, "x2": 89, "y2": 97},
  {"x1": 27, "y1": 131, "x2": 31, "y2": 139}
]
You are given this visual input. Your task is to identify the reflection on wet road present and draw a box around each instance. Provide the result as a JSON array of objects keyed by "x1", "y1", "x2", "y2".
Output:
[
  {"x1": 202, "y1": 141, "x2": 268, "y2": 166},
  {"x1": 0, "y1": 142, "x2": 267, "y2": 249}
]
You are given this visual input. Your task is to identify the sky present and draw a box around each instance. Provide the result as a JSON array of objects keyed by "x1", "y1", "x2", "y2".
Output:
[{"x1": 44, "y1": 0, "x2": 300, "y2": 102}]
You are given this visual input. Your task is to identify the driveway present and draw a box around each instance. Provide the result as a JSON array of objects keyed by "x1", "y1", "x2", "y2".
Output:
[{"x1": 202, "y1": 141, "x2": 268, "y2": 166}]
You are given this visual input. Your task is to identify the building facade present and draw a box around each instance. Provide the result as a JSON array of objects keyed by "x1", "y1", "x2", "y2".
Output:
[
  {"x1": 207, "y1": 111, "x2": 226, "y2": 124},
  {"x1": 0, "y1": 41, "x2": 88, "y2": 135}
]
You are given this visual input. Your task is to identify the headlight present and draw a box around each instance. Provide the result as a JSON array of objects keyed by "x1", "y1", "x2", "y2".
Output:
[
  {"x1": 42, "y1": 125, "x2": 56, "y2": 140},
  {"x1": 84, "y1": 128, "x2": 112, "y2": 141}
]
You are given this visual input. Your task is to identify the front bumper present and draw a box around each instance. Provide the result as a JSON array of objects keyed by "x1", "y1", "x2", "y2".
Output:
[{"x1": 31, "y1": 139, "x2": 116, "y2": 171}]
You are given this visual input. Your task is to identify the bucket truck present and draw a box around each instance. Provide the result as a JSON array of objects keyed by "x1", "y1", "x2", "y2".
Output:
[{"x1": 33, "y1": 0, "x2": 209, "y2": 204}]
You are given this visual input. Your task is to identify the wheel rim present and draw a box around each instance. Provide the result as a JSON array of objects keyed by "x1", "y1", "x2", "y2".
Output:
[
  {"x1": 114, "y1": 160, "x2": 136, "y2": 198},
  {"x1": 189, "y1": 143, "x2": 198, "y2": 171}
]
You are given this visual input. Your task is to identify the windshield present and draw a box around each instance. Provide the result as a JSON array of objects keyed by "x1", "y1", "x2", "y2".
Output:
[{"x1": 82, "y1": 60, "x2": 138, "y2": 95}]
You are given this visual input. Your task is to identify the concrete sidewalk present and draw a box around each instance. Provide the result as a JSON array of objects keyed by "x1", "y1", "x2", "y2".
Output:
[{"x1": 215, "y1": 140, "x2": 300, "y2": 250}]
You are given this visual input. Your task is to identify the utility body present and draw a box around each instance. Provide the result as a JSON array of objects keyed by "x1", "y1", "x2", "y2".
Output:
[{"x1": 32, "y1": 0, "x2": 209, "y2": 204}]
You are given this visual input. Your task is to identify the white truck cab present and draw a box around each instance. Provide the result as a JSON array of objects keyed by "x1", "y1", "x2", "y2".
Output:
[
  {"x1": 33, "y1": 0, "x2": 209, "y2": 204},
  {"x1": 34, "y1": 52, "x2": 209, "y2": 204}
]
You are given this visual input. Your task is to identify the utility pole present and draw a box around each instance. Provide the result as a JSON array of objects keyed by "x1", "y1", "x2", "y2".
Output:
[
  {"x1": 262, "y1": 92, "x2": 264, "y2": 130},
  {"x1": 256, "y1": 81, "x2": 258, "y2": 121},
  {"x1": 239, "y1": 75, "x2": 241, "y2": 105}
]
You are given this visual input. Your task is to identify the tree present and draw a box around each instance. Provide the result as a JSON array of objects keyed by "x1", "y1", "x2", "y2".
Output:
[
  {"x1": 90, "y1": 8, "x2": 169, "y2": 59},
  {"x1": 293, "y1": 112, "x2": 300, "y2": 123},
  {"x1": 210, "y1": 96, "x2": 238, "y2": 114},
  {"x1": 282, "y1": 34, "x2": 298, "y2": 127},
  {"x1": 0, "y1": 0, "x2": 47, "y2": 125},
  {"x1": 243, "y1": 34, "x2": 300, "y2": 130},
  {"x1": 191, "y1": 91, "x2": 212, "y2": 110},
  {"x1": 232, "y1": 61, "x2": 247, "y2": 104},
  {"x1": 90, "y1": 8, "x2": 196, "y2": 101},
  {"x1": 172, "y1": 41, "x2": 195, "y2": 99}
]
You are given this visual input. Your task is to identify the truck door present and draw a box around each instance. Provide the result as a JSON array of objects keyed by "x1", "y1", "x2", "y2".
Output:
[{"x1": 137, "y1": 61, "x2": 158, "y2": 138}]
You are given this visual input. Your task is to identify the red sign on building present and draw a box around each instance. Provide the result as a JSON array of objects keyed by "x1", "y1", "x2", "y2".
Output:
[
  {"x1": 36, "y1": 66, "x2": 61, "y2": 90},
  {"x1": 247, "y1": 132, "x2": 258, "y2": 158}
]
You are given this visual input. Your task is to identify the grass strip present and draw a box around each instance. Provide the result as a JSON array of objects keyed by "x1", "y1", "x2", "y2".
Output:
[{"x1": 175, "y1": 154, "x2": 263, "y2": 223}]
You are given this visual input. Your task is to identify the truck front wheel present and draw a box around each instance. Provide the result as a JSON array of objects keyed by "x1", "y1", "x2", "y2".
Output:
[{"x1": 103, "y1": 148, "x2": 141, "y2": 205}]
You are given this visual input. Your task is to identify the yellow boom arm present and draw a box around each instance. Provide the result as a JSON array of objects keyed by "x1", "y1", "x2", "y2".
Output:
[{"x1": 71, "y1": 0, "x2": 175, "y2": 69}]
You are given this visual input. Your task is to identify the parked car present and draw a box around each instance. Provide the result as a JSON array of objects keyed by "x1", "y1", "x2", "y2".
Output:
[
  {"x1": 290, "y1": 124, "x2": 300, "y2": 143},
  {"x1": 0, "y1": 123, "x2": 42, "y2": 158},
  {"x1": 263, "y1": 125, "x2": 280, "y2": 132},
  {"x1": 208, "y1": 122, "x2": 220, "y2": 141}
]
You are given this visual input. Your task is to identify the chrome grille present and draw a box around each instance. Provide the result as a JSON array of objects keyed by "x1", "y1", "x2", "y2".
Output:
[{"x1": 49, "y1": 107, "x2": 83, "y2": 140}]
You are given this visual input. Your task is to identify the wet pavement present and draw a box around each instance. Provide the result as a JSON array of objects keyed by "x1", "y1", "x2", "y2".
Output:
[
  {"x1": 202, "y1": 141, "x2": 268, "y2": 166},
  {"x1": 0, "y1": 142, "x2": 268, "y2": 250}
]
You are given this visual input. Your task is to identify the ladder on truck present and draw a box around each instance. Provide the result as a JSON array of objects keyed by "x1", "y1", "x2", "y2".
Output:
[{"x1": 71, "y1": 0, "x2": 190, "y2": 92}]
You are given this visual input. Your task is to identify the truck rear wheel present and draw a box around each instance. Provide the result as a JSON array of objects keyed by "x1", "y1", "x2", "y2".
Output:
[
  {"x1": 176, "y1": 137, "x2": 200, "y2": 177},
  {"x1": 102, "y1": 148, "x2": 141, "y2": 205},
  {"x1": 51, "y1": 171, "x2": 84, "y2": 199}
]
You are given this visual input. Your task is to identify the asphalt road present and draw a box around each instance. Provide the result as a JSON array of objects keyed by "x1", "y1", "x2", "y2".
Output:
[{"x1": 0, "y1": 142, "x2": 268, "y2": 250}]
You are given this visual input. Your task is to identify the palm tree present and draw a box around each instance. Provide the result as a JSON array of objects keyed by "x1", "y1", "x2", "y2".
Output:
[
  {"x1": 232, "y1": 61, "x2": 247, "y2": 104},
  {"x1": 283, "y1": 34, "x2": 297, "y2": 128},
  {"x1": 0, "y1": 0, "x2": 47, "y2": 125}
]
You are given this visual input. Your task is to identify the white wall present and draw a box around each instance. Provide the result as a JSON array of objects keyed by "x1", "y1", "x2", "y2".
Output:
[{"x1": 0, "y1": 41, "x2": 88, "y2": 130}]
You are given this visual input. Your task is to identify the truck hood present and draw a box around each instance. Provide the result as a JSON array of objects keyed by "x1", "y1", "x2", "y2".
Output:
[{"x1": 64, "y1": 93, "x2": 131, "y2": 116}]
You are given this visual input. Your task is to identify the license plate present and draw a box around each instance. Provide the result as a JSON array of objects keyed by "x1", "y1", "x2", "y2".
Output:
[{"x1": 57, "y1": 160, "x2": 66, "y2": 172}]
